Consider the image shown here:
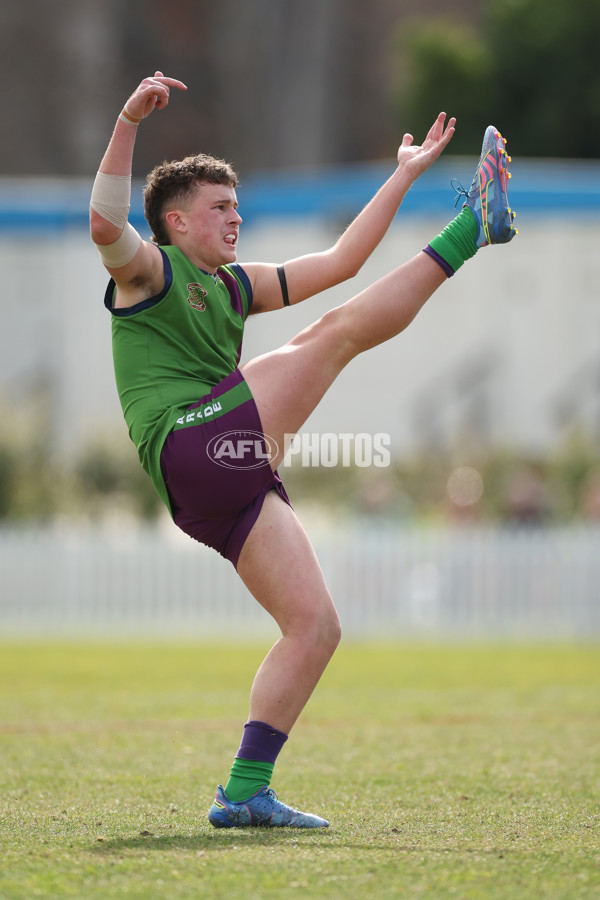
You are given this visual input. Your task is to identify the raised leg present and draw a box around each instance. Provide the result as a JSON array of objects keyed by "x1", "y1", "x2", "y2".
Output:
[{"x1": 242, "y1": 251, "x2": 446, "y2": 467}]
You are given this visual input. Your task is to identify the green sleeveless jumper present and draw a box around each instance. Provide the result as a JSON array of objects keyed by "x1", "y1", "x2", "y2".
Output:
[{"x1": 103, "y1": 245, "x2": 253, "y2": 510}]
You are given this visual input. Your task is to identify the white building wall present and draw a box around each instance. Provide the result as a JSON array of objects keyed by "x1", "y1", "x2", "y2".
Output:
[{"x1": 1, "y1": 212, "x2": 599, "y2": 459}]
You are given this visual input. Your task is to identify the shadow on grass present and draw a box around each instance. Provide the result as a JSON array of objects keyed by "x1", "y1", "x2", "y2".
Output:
[
  {"x1": 89, "y1": 829, "x2": 516, "y2": 856},
  {"x1": 89, "y1": 830, "x2": 393, "y2": 853}
]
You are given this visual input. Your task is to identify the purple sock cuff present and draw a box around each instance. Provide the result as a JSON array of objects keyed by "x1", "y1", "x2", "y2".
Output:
[
  {"x1": 237, "y1": 720, "x2": 289, "y2": 764},
  {"x1": 423, "y1": 244, "x2": 455, "y2": 278}
]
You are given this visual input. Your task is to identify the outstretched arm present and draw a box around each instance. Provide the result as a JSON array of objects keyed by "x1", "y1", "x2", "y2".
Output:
[
  {"x1": 90, "y1": 71, "x2": 187, "y2": 306},
  {"x1": 245, "y1": 112, "x2": 456, "y2": 313}
]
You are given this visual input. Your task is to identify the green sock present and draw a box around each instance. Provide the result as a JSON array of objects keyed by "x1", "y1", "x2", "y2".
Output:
[
  {"x1": 224, "y1": 758, "x2": 274, "y2": 802},
  {"x1": 428, "y1": 206, "x2": 479, "y2": 273}
]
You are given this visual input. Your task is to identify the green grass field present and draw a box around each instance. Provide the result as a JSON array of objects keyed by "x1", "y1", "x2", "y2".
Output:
[{"x1": 1, "y1": 642, "x2": 599, "y2": 899}]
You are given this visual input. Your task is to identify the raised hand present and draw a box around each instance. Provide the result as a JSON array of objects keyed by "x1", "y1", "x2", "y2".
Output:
[
  {"x1": 122, "y1": 70, "x2": 187, "y2": 122},
  {"x1": 397, "y1": 112, "x2": 456, "y2": 181}
]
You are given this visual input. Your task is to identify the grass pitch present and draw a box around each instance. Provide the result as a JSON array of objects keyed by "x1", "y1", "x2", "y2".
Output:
[{"x1": 0, "y1": 642, "x2": 599, "y2": 899}]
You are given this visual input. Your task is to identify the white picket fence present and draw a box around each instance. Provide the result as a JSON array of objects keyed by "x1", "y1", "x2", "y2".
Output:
[{"x1": 1, "y1": 523, "x2": 599, "y2": 640}]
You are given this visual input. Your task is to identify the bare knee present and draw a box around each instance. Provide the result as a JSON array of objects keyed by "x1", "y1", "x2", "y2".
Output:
[
  {"x1": 291, "y1": 595, "x2": 341, "y2": 658},
  {"x1": 291, "y1": 304, "x2": 358, "y2": 369},
  {"x1": 318, "y1": 303, "x2": 369, "y2": 361},
  {"x1": 320, "y1": 603, "x2": 342, "y2": 655}
]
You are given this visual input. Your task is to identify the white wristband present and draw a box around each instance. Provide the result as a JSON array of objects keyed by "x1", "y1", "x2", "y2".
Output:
[
  {"x1": 119, "y1": 106, "x2": 142, "y2": 126},
  {"x1": 90, "y1": 171, "x2": 132, "y2": 230},
  {"x1": 95, "y1": 222, "x2": 142, "y2": 269}
]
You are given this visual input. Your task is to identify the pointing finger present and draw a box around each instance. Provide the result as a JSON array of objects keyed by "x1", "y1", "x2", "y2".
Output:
[{"x1": 152, "y1": 72, "x2": 188, "y2": 91}]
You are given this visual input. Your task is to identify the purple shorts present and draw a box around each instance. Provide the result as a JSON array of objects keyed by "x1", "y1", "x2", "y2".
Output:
[{"x1": 160, "y1": 368, "x2": 291, "y2": 568}]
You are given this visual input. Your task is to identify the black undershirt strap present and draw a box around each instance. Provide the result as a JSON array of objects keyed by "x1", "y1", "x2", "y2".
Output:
[{"x1": 277, "y1": 264, "x2": 290, "y2": 307}]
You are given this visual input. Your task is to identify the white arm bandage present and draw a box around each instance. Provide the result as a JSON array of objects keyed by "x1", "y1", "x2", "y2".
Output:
[
  {"x1": 90, "y1": 171, "x2": 131, "y2": 228},
  {"x1": 90, "y1": 171, "x2": 142, "y2": 268},
  {"x1": 94, "y1": 222, "x2": 142, "y2": 269}
]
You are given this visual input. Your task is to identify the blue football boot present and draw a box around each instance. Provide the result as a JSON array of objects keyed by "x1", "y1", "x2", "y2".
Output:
[
  {"x1": 208, "y1": 784, "x2": 330, "y2": 829},
  {"x1": 456, "y1": 125, "x2": 518, "y2": 246}
]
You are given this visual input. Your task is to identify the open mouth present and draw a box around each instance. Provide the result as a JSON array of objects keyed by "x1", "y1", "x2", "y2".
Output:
[{"x1": 224, "y1": 232, "x2": 237, "y2": 246}]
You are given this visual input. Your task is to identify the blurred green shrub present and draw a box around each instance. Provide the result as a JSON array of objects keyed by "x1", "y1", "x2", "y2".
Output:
[
  {"x1": 0, "y1": 406, "x2": 162, "y2": 523},
  {"x1": 395, "y1": 0, "x2": 600, "y2": 157},
  {"x1": 0, "y1": 399, "x2": 598, "y2": 526}
]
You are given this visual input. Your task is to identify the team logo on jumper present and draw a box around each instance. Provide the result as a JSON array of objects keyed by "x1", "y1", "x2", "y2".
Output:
[
  {"x1": 186, "y1": 282, "x2": 207, "y2": 311},
  {"x1": 207, "y1": 430, "x2": 279, "y2": 470}
]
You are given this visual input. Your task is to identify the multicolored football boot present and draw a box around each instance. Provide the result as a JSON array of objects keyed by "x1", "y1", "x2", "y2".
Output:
[
  {"x1": 456, "y1": 125, "x2": 518, "y2": 247},
  {"x1": 208, "y1": 784, "x2": 330, "y2": 829}
]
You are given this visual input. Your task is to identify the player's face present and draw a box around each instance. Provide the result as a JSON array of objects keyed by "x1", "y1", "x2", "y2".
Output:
[{"x1": 182, "y1": 183, "x2": 242, "y2": 271}]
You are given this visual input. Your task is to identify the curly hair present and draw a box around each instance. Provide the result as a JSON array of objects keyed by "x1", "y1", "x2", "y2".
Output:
[{"x1": 143, "y1": 153, "x2": 239, "y2": 245}]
